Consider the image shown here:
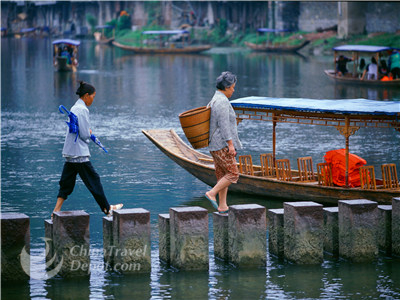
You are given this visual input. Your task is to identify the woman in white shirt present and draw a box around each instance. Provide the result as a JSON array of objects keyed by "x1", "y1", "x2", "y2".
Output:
[
  {"x1": 205, "y1": 72, "x2": 242, "y2": 214},
  {"x1": 52, "y1": 81, "x2": 123, "y2": 218}
]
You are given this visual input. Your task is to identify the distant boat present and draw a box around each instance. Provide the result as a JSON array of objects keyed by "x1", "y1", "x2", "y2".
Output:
[
  {"x1": 324, "y1": 45, "x2": 400, "y2": 87},
  {"x1": 94, "y1": 25, "x2": 115, "y2": 44},
  {"x1": 245, "y1": 28, "x2": 310, "y2": 53},
  {"x1": 15, "y1": 27, "x2": 36, "y2": 38},
  {"x1": 52, "y1": 39, "x2": 80, "y2": 72},
  {"x1": 112, "y1": 30, "x2": 212, "y2": 54}
]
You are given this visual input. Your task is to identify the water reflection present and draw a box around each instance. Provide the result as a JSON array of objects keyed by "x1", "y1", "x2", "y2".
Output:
[{"x1": 45, "y1": 277, "x2": 90, "y2": 299}]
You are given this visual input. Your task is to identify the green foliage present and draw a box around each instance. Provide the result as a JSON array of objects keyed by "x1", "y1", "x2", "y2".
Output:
[
  {"x1": 145, "y1": 1, "x2": 162, "y2": 26},
  {"x1": 117, "y1": 15, "x2": 131, "y2": 31},
  {"x1": 86, "y1": 13, "x2": 98, "y2": 33},
  {"x1": 352, "y1": 33, "x2": 400, "y2": 48}
]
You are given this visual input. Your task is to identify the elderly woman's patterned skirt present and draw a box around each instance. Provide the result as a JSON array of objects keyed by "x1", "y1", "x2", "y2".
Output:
[{"x1": 210, "y1": 147, "x2": 239, "y2": 183}]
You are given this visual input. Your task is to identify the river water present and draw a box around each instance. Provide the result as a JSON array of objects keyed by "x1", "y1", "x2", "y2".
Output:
[{"x1": 2, "y1": 38, "x2": 400, "y2": 299}]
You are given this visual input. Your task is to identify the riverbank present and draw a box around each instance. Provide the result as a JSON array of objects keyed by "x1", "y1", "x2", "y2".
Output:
[{"x1": 113, "y1": 26, "x2": 400, "y2": 55}]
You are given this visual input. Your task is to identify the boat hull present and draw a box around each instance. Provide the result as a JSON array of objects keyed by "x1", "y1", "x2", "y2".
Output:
[
  {"x1": 324, "y1": 70, "x2": 400, "y2": 87},
  {"x1": 245, "y1": 40, "x2": 310, "y2": 52},
  {"x1": 54, "y1": 57, "x2": 76, "y2": 72},
  {"x1": 142, "y1": 129, "x2": 399, "y2": 204},
  {"x1": 112, "y1": 41, "x2": 211, "y2": 54}
]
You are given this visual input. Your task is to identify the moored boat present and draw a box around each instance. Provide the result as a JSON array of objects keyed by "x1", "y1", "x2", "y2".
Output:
[
  {"x1": 52, "y1": 39, "x2": 80, "y2": 72},
  {"x1": 324, "y1": 45, "x2": 400, "y2": 86},
  {"x1": 94, "y1": 25, "x2": 115, "y2": 44},
  {"x1": 143, "y1": 97, "x2": 400, "y2": 204},
  {"x1": 245, "y1": 28, "x2": 310, "y2": 53},
  {"x1": 112, "y1": 30, "x2": 211, "y2": 54}
]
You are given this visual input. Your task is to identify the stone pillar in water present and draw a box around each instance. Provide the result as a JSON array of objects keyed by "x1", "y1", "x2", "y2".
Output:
[
  {"x1": 1, "y1": 213, "x2": 30, "y2": 281},
  {"x1": 213, "y1": 212, "x2": 229, "y2": 261},
  {"x1": 284, "y1": 202, "x2": 324, "y2": 264},
  {"x1": 323, "y1": 207, "x2": 339, "y2": 256},
  {"x1": 103, "y1": 216, "x2": 113, "y2": 269},
  {"x1": 53, "y1": 211, "x2": 90, "y2": 277},
  {"x1": 377, "y1": 205, "x2": 392, "y2": 255},
  {"x1": 228, "y1": 204, "x2": 266, "y2": 267},
  {"x1": 44, "y1": 219, "x2": 54, "y2": 269},
  {"x1": 393, "y1": 197, "x2": 400, "y2": 257},
  {"x1": 169, "y1": 207, "x2": 209, "y2": 270},
  {"x1": 338, "y1": 199, "x2": 378, "y2": 262},
  {"x1": 268, "y1": 208, "x2": 284, "y2": 258},
  {"x1": 158, "y1": 213, "x2": 171, "y2": 264},
  {"x1": 113, "y1": 209, "x2": 151, "y2": 273}
]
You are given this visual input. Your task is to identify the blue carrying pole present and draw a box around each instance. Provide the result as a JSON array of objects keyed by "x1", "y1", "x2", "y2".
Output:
[{"x1": 59, "y1": 105, "x2": 108, "y2": 153}]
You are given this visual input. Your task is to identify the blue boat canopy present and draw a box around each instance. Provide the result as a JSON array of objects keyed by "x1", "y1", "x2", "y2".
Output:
[
  {"x1": 20, "y1": 28, "x2": 36, "y2": 33},
  {"x1": 231, "y1": 97, "x2": 400, "y2": 116},
  {"x1": 257, "y1": 28, "x2": 289, "y2": 33},
  {"x1": 95, "y1": 25, "x2": 114, "y2": 29},
  {"x1": 52, "y1": 39, "x2": 81, "y2": 46},
  {"x1": 141, "y1": 30, "x2": 189, "y2": 35},
  {"x1": 332, "y1": 45, "x2": 391, "y2": 53}
]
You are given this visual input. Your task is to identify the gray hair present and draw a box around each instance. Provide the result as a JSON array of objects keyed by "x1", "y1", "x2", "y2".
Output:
[{"x1": 216, "y1": 71, "x2": 237, "y2": 90}]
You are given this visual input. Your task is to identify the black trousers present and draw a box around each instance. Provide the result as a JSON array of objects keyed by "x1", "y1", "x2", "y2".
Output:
[
  {"x1": 391, "y1": 67, "x2": 400, "y2": 79},
  {"x1": 57, "y1": 161, "x2": 110, "y2": 214}
]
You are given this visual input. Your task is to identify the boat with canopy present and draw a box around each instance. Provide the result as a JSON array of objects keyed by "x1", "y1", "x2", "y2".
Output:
[
  {"x1": 143, "y1": 97, "x2": 400, "y2": 204},
  {"x1": 112, "y1": 29, "x2": 211, "y2": 54},
  {"x1": 324, "y1": 45, "x2": 400, "y2": 86},
  {"x1": 94, "y1": 25, "x2": 115, "y2": 44},
  {"x1": 245, "y1": 28, "x2": 310, "y2": 52},
  {"x1": 52, "y1": 39, "x2": 80, "y2": 72}
]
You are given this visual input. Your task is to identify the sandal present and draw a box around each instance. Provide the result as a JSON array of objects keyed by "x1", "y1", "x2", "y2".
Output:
[
  {"x1": 107, "y1": 204, "x2": 124, "y2": 216},
  {"x1": 205, "y1": 194, "x2": 218, "y2": 210}
]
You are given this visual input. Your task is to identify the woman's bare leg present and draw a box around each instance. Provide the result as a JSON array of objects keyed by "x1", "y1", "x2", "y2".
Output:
[
  {"x1": 217, "y1": 187, "x2": 229, "y2": 211},
  {"x1": 205, "y1": 177, "x2": 231, "y2": 210},
  {"x1": 52, "y1": 197, "x2": 65, "y2": 217}
]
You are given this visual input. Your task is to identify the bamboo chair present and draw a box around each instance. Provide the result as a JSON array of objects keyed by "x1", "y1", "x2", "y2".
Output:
[
  {"x1": 275, "y1": 159, "x2": 292, "y2": 181},
  {"x1": 316, "y1": 163, "x2": 333, "y2": 186},
  {"x1": 297, "y1": 156, "x2": 315, "y2": 182},
  {"x1": 260, "y1": 153, "x2": 275, "y2": 177},
  {"x1": 381, "y1": 163, "x2": 399, "y2": 189},
  {"x1": 239, "y1": 155, "x2": 254, "y2": 176},
  {"x1": 359, "y1": 165, "x2": 377, "y2": 190}
]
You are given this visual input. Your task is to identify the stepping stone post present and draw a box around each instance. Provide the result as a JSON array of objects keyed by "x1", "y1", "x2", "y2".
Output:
[
  {"x1": 284, "y1": 202, "x2": 324, "y2": 264},
  {"x1": 113, "y1": 208, "x2": 151, "y2": 273},
  {"x1": 1, "y1": 213, "x2": 30, "y2": 282},
  {"x1": 338, "y1": 199, "x2": 378, "y2": 262},
  {"x1": 228, "y1": 204, "x2": 266, "y2": 267},
  {"x1": 169, "y1": 207, "x2": 209, "y2": 270}
]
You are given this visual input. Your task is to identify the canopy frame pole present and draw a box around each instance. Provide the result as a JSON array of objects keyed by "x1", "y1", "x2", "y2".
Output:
[
  {"x1": 272, "y1": 113, "x2": 278, "y2": 163},
  {"x1": 335, "y1": 116, "x2": 360, "y2": 187},
  {"x1": 334, "y1": 51, "x2": 337, "y2": 75}
]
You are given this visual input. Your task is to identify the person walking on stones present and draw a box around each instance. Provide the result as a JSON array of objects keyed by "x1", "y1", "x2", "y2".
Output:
[
  {"x1": 52, "y1": 81, "x2": 123, "y2": 218},
  {"x1": 205, "y1": 71, "x2": 242, "y2": 214}
]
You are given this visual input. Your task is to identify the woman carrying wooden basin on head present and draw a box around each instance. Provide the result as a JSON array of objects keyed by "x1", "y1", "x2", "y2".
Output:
[{"x1": 205, "y1": 71, "x2": 242, "y2": 214}]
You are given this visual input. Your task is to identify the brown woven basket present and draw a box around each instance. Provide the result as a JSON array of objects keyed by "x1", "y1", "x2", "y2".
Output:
[{"x1": 179, "y1": 106, "x2": 211, "y2": 149}]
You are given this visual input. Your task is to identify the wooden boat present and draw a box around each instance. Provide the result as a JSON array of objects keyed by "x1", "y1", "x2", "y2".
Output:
[
  {"x1": 112, "y1": 30, "x2": 211, "y2": 54},
  {"x1": 52, "y1": 39, "x2": 80, "y2": 72},
  {"x1": 143, "y1": 97, "x2": 400, "y2": 205},
  {"x1": 245, "y1": 40, "x2": 310, "y2": 53},
  {"x1": 94, "y1": 25, "x2": 115, "y2": 44},
  {"x1": 245, "y1": 28, "x2": 310, "y2": 53},
  {"x1": 15, "y1": 27, "x2": 36, "y2": 38},
  {"x1": 324, "y1": 45, "x2": 400, "y2": 87}
]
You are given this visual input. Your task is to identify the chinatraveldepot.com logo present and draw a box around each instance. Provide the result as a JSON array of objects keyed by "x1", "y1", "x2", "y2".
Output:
[
  {"x1": 20, "y1": 237, "x2": 64, "y2": 280},
  {"x1": 20, "y1": 238, "x2": 145, "y2": 279}
]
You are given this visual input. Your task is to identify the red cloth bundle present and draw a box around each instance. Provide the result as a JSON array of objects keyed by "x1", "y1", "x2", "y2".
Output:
[{"x1": 324, "y1": 149, "x2": 366, "y2": 187}]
